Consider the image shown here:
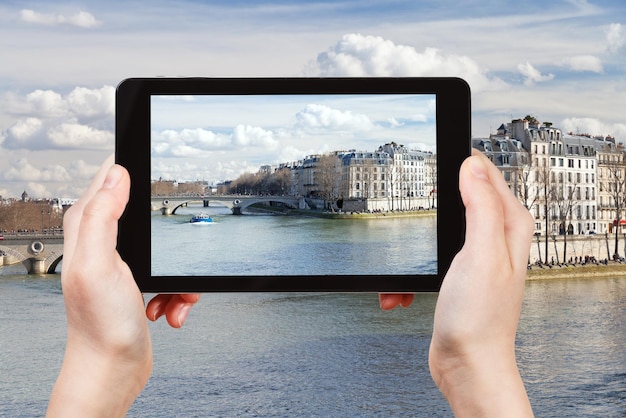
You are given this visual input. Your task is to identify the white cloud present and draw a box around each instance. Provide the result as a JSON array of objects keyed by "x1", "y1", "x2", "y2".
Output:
[
  {"x1": 26, "y1": 182, "x2": 50, "y2": 199},
  {"x1": 3, "y1": 158, "x2": 71, "y2": 183},
  {"x1": 563, "y1": 55, "x2": 604, "y2": 73},
  {"x1": 312, "y1": 33, "x2": 505, "y2": 92},
  {"x1": 605, "y1": 23, "x2": 624, "y2": 53},
  {"x1": 67, "y1": 86, "x2": 115, "y2": 119},
  {"x1": 232, "y1": 125, "x2": 278, "y2": 149},
  {"x1": 1, "y1": 86, "x2": 115, "y2": 150},
  {"x1": 67, "y1": 159, "x2": 101, "y2": 180},
  {"x1": 560, "y1": 117, "x2": 626, "y2": 139},
  {"x1": 20, "y1": 9, "x2": 101, "y2": 29},
  {"x1": 7, "y1": 118, "x2": 43, "y2": 145},
  {"x1": 152, "y1": 125, "x2": 277, "y2": 158},
  {"x1": 24, "y1": 90, "x2": 68, "y2": 118},
  {"x1": 295, "y1": 103, "x2": 374, "y2": 132},
  {"x1": 161, "y1": 128, "x2": 231, "y2": 151},
  {"x1": 517, "y1": 61, "x2": 555, "y2": 86},
  {"x1": 47, "y1": 122, "x2": 114, "y2": 149},
  {"x1": 387, "y1": 117, "x2": 403, "y2": 127}
]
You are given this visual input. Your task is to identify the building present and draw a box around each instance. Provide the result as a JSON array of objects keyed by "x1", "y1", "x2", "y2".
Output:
[
  {"x1": 338, "y1": 149, "x2": 392, "y2": 211},
  {"x1": 276, "y1": 143, "x2": 436, "y2": 212},
  {"x1": 595, "y1": 138, "x2": 625, "y2": 234},
  {"x1": 476, "y1": 118, "x2": 626, "y2": 237}
]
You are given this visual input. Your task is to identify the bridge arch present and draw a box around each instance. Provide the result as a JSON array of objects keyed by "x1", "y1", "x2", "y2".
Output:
[
  {"x1": 235, "y1": 198, "x2": 299, "y2": 214},
  {"x1": 47, "y1": 254, "x2": 63, "y2": 274}
]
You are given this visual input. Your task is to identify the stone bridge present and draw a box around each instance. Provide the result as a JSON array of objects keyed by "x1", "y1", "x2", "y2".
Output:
[
  {"x1": 151, "y1": 195, "x2": 303, "y2": 215},
  {"x1": 0, "y1": 235, "x2": 63, "y2": 274}
]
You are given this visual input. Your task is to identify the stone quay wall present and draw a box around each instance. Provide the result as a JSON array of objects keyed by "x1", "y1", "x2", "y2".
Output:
[{"x1": 529, "y1": 234, "x2": 626, "y2": 264}]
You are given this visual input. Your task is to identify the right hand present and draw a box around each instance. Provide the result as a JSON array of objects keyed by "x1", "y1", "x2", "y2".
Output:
[{"x1": 428, "y1": 151, "x2": 535, "y2": 417}]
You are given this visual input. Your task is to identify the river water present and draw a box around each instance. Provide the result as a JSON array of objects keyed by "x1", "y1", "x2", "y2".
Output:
[
  {"x1": 0, "y1": 211, "x2": 625, "y2": 417},
  {"x1": 151, "y1": 205, "x2": 438, "y2": 277}
]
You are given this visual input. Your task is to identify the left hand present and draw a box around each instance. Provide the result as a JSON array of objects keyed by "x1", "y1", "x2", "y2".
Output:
[{"x1": 47, "y1": 155, "x2": 199, "y2": 417}]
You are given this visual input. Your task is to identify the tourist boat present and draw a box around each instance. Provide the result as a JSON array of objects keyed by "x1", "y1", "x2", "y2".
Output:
[{"x1": 189, "y1": 213, "x2": 213, "y2": 224}]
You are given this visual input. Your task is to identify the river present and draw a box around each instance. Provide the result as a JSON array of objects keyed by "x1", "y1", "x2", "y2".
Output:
[
  {"x1": 151, "y1": 205, "x2": 438, "y2": 277},
  {"x1": 0, "y1": 210, "x2": 624, "y2": 417}
]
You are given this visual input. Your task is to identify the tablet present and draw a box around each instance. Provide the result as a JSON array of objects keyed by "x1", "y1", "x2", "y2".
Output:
[{"x1": 116, "y1": 77, "x2": 470, "y2": 292}]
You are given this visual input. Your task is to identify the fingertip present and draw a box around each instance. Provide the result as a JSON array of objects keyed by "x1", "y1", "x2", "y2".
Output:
[
  {"x1": 146, "y1": 295, "x2": 168, "y2": 322},
  {"x1": 165, "y1": 303, "x2": 192, "y2": 328},
  {"x1": 400, "y1": 294, "x2": 415, "y2": 308},
  {"x1": 379, "y1": 294, "x2": 400, "y2": 310},
  {"x1": 177, "y1": 304, "x2": 193, "y2": 328},
  {"x1": 102, "y1": 164, "x2": 125, "y2": 190},
  {"x1": 463, "y1": 154, "x2": 489, "y2": 181}
]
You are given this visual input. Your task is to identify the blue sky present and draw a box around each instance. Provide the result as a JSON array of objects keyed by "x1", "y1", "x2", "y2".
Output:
[{"x1": 0, "y1": 0, "x2": 625, "y2": 197}]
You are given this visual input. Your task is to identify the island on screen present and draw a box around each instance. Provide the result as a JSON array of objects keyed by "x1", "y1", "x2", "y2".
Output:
[{"x1": 116, "y1": 77, "x2": 470, "y2": 293}]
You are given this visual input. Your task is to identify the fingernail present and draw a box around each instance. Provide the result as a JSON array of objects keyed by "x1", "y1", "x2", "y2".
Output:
[
  {"x1": 379, "y1": 297, "x2": 394, "y2": 311},
  {"x1": 148, "y1": 301, "x2": 165, "y2": 321},
  {"x1": 468, "y1": 157, "x2": 488, "y2": 180},
  {"x1": 103, "y1": 165, "x2": 123, "y2": 189},
  {"x1": 177, "y1": 304, "x2": 192, "y2": 327}
]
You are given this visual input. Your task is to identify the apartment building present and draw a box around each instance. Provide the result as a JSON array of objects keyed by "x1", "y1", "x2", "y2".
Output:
[
  {"x1": 276, "y1": 143, "x2": 436, "y2": 212},
  {"x1": 475, "y1": 118, "x2": 624, "y2": 236}
]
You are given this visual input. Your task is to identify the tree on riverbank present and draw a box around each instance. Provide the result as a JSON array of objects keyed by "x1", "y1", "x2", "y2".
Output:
[
  {"x1": 0, "y1": 201, "x2": 63, "y2": 233},
  {"x1": 315, "y1": 153, "x2": 342, "y2": 212},
  {"x1": 226, "y1": 167, "x2": 291, "y2": 196},
  {"x1": 551, "y1": 178, "x2": 577, "y2": 263}
]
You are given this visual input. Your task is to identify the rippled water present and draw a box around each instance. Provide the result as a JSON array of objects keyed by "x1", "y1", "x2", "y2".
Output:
[
  {"x1": 0, "y1": 269, "x2": 624, "y2": 416},
  {"x1": 151, "y1": 206, "x2": 438, "y2": 277}
]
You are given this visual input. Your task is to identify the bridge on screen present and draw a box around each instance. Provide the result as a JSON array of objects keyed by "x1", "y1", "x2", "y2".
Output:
[{"x1": 151, "y1": 195, "x2": 302, "y2": 215}]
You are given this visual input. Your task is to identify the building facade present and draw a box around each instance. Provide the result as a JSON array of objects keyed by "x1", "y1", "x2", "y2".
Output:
[
  {"x1": 476, "y1": 118, "x2": 624, "y2": 238},
  {"x1": 270, "y1": 143, "x2": 437, "y2": 212}
]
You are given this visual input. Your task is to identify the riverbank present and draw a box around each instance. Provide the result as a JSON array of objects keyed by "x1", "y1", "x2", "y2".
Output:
[
  {"x1": 527, "y1": 262, "x2": 626, "y2": 280},
  {"x1": 250, "y1": 204, "x2": 437, "y2": 219}
]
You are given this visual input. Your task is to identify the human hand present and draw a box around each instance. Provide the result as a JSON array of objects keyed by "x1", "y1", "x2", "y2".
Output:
[
  {"x1": 379, "y1": 293, "x2": 414, "y2": 310},
  {"x1": 47, "y1": 155, "x2": 199, "y2": 417},
  {"x1": 428, "y1": 151, "x2": 534, "y2": 417}
]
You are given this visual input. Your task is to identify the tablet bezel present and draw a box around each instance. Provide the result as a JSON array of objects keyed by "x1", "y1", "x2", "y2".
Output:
[{"x1": 116, "y1": 77, "x2": 470, "y2": 292}]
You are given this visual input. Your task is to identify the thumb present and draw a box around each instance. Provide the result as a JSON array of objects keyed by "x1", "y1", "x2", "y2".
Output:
[
  {"x1": 75, "y1": 164, "x2": 130, "y2": 262},
  {"x1": 458, "y1": 155, "x2": 506, "y2": 254}
]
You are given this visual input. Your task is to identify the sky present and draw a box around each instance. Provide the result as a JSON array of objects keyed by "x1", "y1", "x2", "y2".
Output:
[
  {"x1": 151, "y1": 93, "x2": 436, "y2": 183},
  {"x1": 0, "y1": 0, "x2": 625, "y2": 198}
]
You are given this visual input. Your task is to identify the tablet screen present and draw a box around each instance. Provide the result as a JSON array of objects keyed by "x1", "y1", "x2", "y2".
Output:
[{"x1": 149, "y1": 93, "x2": 438, "y2": 277}]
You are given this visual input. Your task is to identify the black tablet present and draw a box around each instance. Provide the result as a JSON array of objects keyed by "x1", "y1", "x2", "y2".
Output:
[{"x1": 116, "y1": 77, "x2": 470, "y2": 292}]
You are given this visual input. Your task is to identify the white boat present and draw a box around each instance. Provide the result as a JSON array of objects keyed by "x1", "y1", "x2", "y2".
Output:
[{"x1": 189, "y1": 213, "x2": 213, "y2": 224}]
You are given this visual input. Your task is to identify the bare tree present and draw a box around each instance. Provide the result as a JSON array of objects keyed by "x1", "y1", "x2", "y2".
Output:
[
  {"x1": 315, "y1": 153, "x2": 342, "y2": 211},
  {"x1": 516, "y1": 163, "x2": 539, "y2": 212},
  {"x1": 551, "y1": 178, "x2": 577, "y2": 263},
  {"x1": 535, "y1": 162, "x2": 555, "y2": 263}
]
